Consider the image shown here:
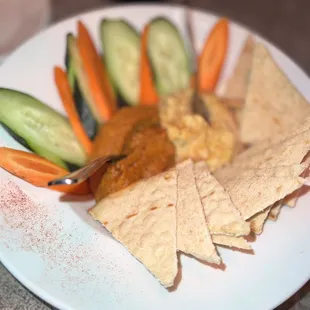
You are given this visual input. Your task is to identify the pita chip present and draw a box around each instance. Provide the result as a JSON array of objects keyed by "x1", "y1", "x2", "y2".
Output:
[
  {"x1": 284, "y1": 192, "x2": 298, "y2": 208},
  {"x1": 223, "y1": 35, "x2": 255, "y2": 99},
  {"x1": 194, "y1": 161, "x2": 250, "y2": 237},
  {"x1": 283, "y1": 154, "x2": 310, "y2": 207},
  {"x1": 89, "y1": 168, "x2": 178, "y2": 288},
  {"x1": 176, "y1": 160, "x2": 220, "y2": 264},
  {"x1": 212, "y1": 235, "x2": 251, "y2": 250},
  {"x1": 249, "y1": 206, "x2": 272, "y2": 234},
  {"x1": 215, "y1": 122, "x2": 310, "y2": 220},
  {"x1": 268, "y1": 201, "x2": 283, "y2": 221},
  {"x1": 240, "y1": 42, "x2": 310, "y2": 144}
]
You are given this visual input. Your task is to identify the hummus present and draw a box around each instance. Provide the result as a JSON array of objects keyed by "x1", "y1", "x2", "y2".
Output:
[{"x1": 89, "y1": 106, "x2": 175, "y2": 201}]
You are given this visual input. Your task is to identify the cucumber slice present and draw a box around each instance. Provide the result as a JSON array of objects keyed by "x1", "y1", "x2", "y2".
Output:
[
  {"x1": 147, "y1": 17, "x2": 191, "y2": 96},
  {"x1": 28, "y1": 141, "x2": 68, "y2": 170},
  {"x1": 100, "y1": 19, "x2": 140, "y2": 106},
  {"x1": 0, "y1": 88, "x2": 86, "y2": 167},
  {"x1": 74, "y1": 83, "x2": 98, "y2": 140},
  {"x1": 1, "y1": 122, "x2": 68, "y2": 169},
  {"x1": 65, "y1": 33, "x2": 98, "y2": 140},
  {"x1": 67, "y1": 35, "x2": 103, "y2": 124},
  {"x1": 65, "y1": 33, "x2": 76, "y2": 90},
  {"x1": 1, "y1": 122, "x2": 32, "y2": 151}
]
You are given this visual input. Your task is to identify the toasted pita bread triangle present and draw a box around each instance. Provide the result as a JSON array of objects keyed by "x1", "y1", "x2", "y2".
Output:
[
  {"x1": 212, "y1": 235, "x2": 251, "y2": 250},
  {"x1": 89, "y1": 169, "x2": 178, "y2": 288},
  {"x1": 240, "y1": 43, "x2": 310, "y2": 144},
  {"x1": 268, "y1": 201, "x2": 283, "y2": 221},
  {"x1": 215, "y1": 122, "x2": 310, "y2": 220},
  {"x1": 176, "y1": 160, "x2": 220, "y2": 264},
  {"x1": 194, "y1": 161, "x2": 250, "y2": 237},
  {"x1": 248, "y1": 206, "x2": 271, "y2": 234},
  {"x1": 282, "y1": 154, "x2": 310, "y2": 207},
  {"x1": 223, "y1": 35, "x2": 255, "y2": 99},
  {"x1": 284, "y1": 192, "x2": 298, "y2": 208}
]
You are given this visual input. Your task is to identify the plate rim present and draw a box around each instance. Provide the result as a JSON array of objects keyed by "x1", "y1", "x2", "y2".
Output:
[{"x1": 0, "y1": 3, "x2": 309, "y2": 310}]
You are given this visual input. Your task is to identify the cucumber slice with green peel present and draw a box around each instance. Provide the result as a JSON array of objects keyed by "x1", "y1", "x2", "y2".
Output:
[
  {"x1": 0, "y1": 88, "x2": 87, "y2": 167},
  {"x1": 65, "y1": 33, "x2": 76, "y2": 90},
  {"x1": 1, "y1": 122, "x2": 33, "y2": 151},
  {"x1": 65, "y1": 33, "x2": 98, "y2": 140},
  {"x1": 147, "y1": 17, "x2": 191, "y2": 96},
  {"x1": 73, "y1": 82, "x2": 98, "y2": 140},
  {"x1": 28, "y1": 141, "x2": 68, "y2": 170},
  {"x1": 100, "y1": 19, "x2": 140, "y2": 106},
  {"x1": 67, "y1": 35, "x2": 103, "y2": 123},
  {"x1": 1, "y1": 122, "x2": 68, "y2": 169}
]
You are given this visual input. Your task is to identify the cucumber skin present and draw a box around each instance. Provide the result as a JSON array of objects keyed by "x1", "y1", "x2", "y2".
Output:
[
  {"x1": 65, "y1": 33, "x2": 99, "y2": 140},
  {"x1": 100, "y1": 52, "x2": 129, "y2": 109},
  {"x1": 147, "y1": 17, "x2": 191, "y2": 96},
  {"x1": 0, "y1": 88, "x2": 86, "y2": 167},
  {"x1": 73, "y1": 82, "x2": 98, "y2": 140},
  {"x1": 1, "y1": 121, "x2": 69, "y2": 170},
  {"x1": 65, "y1": 33, "x2": 76, "y2": 90},
  {"x1": 67, "y1": 36, "x2": 103, "y2": 124},
  {"x1": 1, "y1": 121, "x2": 72, "y2": 170},
  {"x1": 1, "y1": 122, "x2": 33, "y2": 151},
  {"x1": 100, "y1": 19, "x2": 140, "y2": 106}
]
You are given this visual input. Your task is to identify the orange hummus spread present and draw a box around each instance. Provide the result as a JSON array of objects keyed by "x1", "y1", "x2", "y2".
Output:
[{"x1": 89, "y1": 106, "x2": 175, "y2": 201}]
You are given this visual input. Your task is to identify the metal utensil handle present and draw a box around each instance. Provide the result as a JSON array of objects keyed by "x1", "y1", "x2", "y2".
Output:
[{"x1": 47, "y1": 155, "x2": 124, "y2": 186}]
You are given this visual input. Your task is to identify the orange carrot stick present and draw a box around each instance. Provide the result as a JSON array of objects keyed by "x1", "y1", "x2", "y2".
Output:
[
  {"x1": 139, "y1": 24, "x2": 158, "y2": 105},
  {"x1": 77, "y1": 20, "x2": 116, "y2": 121},
  {"x1": 54, "y1": 66, "x2": 93, "y2": 155},
  {"x1": 0, "y1": 147, "x2": 90, "y2": 195},
  {"x1": 198, "y1": 18, "x2": 229, "y2": 92}
]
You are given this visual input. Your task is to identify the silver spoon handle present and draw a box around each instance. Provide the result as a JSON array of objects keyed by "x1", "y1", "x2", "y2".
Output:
[{"x1": 47, "y1": 155, "x2": 125, "y2": 186}]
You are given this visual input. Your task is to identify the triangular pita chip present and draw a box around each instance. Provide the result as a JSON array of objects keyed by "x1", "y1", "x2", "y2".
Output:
[
  {"x1": 216, "y1": 163, "x2": 305, "y2": 220},
  {"x1": 268, "y1": 201, "x2": 283, "y2": 221},
  {"x1": 284, "y1": 192, "x2": 298, "y2": 208},
  {"x1": 89, "y1": 168, "x2": 178, "y2": 287},
  {"x1": 223, "y1": 35, "x2": 255, "y2": 99},
  {"x1": 176, "y1": 160, "x2": 220, "y2": 264},
  {"x1": 268, "y1": 165, "x2": 309, "y2": 218},
  {"x1": 240, "y1": 42, "x2": 310, "y2": 144},
  {"x1": 248, "y1": 206, "x2": 271, "y2": 234},
  {"x1": 215, "y1": 122, "x2": 310, "y2": 220},
  {"x1": 283, "y1": 154, "x2": 310, "y2": 207},
  {"x1": 212, "y1": 235, "x2": 251, "y2": 250},
  {"x1": 194, "y1": 161, "x2": 250, "y2": 237}
]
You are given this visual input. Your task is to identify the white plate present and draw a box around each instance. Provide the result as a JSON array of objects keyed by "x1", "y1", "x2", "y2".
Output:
[{"x1": 0, "y1": 4, "x2": 310, "y2": 310}]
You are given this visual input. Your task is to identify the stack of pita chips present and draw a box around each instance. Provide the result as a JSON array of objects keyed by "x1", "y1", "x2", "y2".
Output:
[
  {"x1": 89, "y1": 41, "x2": 310, "y2": 288},
  {"x1": 223, "y1": 37, "x2": 310, "y2": 225},
  {"x1": 215, "y1": 115, "x2": 310, "y2": 231},
  {"x1": 89, "y1": 128, "x2": 310, "y2": 286},
  {"x1": 89, "y1": 158, "x2": 251, "y2": 287}
]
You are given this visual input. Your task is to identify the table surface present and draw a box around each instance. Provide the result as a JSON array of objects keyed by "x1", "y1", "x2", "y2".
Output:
[{"x1": 1, "y1": 0, "x2": 310, "y2": 309}]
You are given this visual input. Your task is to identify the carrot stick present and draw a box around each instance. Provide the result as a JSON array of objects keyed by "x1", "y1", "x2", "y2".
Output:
[
  {"x1": 139, "y1": 24, "x2": 158, "y2": 105},
  {"x1": 77, "y1": 20, "x2": 116, "y2": 121},
  {"x1": 0, "y1": 147, "x2": 90, "y2": 195},
  {"x1": 54, "y1": 66, "x2": 93, "y2": 155},
  {"x1": 198, "y1": 18, "x2": 229, "y2": 92}
]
